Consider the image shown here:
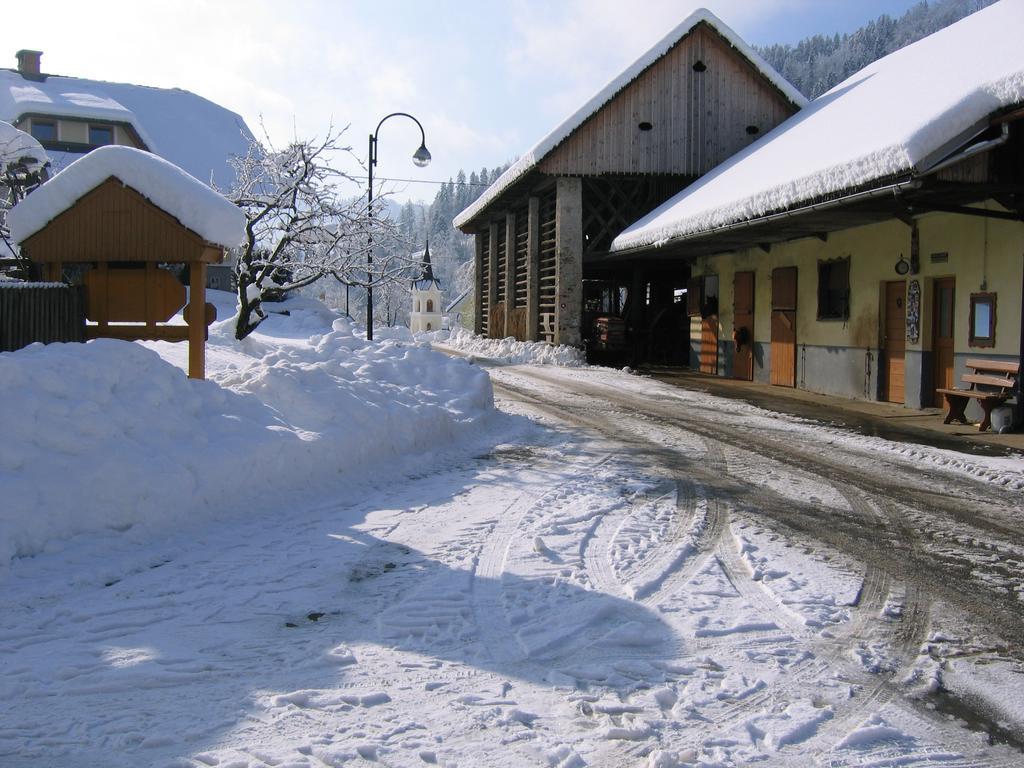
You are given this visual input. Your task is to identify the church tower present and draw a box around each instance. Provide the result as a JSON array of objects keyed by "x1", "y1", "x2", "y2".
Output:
[{"x1": 409, "y1": 242, "x2": 443, "y2": 333}]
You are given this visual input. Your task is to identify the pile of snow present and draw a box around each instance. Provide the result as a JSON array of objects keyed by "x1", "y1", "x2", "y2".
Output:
[
  {"x1": 453, "y1": 8, "x2": 805, "y2": 229},
  {"x1": 7, "y1": 145, "x2": 246, "y2": 247},
  {"x1": 0, "y1": 294, "x2": 495, "y2": 566},
  {"x1": 612, "y1": 0, "x2": 1024, "y2": 251},
  {"x1": 436, "y1": 327, "x2": 586, "y2": 367}
]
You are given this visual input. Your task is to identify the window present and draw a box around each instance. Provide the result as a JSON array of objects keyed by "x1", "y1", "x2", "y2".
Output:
[
  {"x1": 969, "y1": 293, "x2": 996, "y2": 347},
  {"x1": 89, "y1": 124, "x2": 114, "y2": 146},
  {"x1": 30, "y1": 119, "x2": 57, "y2": 142},
  {"x1": 426, "y1": 299, "x2": 434, "y2": 312},
  {"x1": 686, "y1": 275, "x2": 719, "y2": 318},
  {"x1": 817, "y1": 257, "x2": 850, "y2": 320}
]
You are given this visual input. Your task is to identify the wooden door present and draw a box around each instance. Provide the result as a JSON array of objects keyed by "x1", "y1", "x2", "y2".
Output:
[
  {"x1": 700, "y1": 317, "x2": 718, "y2": 374},
  {"x1": 883, "y1": 281, "x2": 906, "y2": 404},
  {"x1": 932, "y1": 278, "x2": 955, "y2": 406},
  {"x1": 733, "y1": 271, "x2": 754, "y2": 381},
  {"x1": 770, "y1": 267, "x2": 797, "y2": 387}
]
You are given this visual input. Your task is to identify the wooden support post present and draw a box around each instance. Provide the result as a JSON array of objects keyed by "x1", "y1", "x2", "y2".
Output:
[
  {"x1": 145, "y1": 261, "x2": 158, "y2": 329},
  {"x1": 526, "y1": 196, "x2": 540, "y2": 341},
  {"x1": 487, "y1": 221, "x2": 500, "y2": 339},
  {"x1": 631, "y1": 266, "x2": 647, "y2": 365},
  {"x1": 504, "y1": 211, "x2": 516, "y2": 336},
  {"x1": 473, "y1": 234, "x2": 484, "y2": 335},
  {"x1": 188, "y1": 261, "x2": 207, "y2": 380},
  {"x1": 554, "y1": 177, "x2": 583, "y2": 348},
  {"x1": 95, "y1": 261, "x2": 108, "y2": 330}
]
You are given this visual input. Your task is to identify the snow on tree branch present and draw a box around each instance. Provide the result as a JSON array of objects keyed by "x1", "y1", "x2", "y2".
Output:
[{"x1": 225, "y1": 125, "x2": 410, "y2": 340}]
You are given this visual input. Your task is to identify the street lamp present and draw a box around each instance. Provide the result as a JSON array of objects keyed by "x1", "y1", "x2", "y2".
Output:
[{"x1": 366, "y1": 112, "x2": 431, "y2": 340}]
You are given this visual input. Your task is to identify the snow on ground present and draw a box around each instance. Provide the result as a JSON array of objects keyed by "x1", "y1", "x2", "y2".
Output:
[
  {"x1": 433, "y1": 327, "x2": 587, "y2": 367},
  {"x1": 2, "y1": 315, "x2": 1023, "y2": 766},
  {"x1": 523, "y1": 364, "x2": 1024, "y2": 491},
  {"x1": 0, "y1": 291, "x2": 496, "y2": 566}
]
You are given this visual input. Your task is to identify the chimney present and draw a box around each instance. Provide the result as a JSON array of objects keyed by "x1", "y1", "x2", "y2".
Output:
[{"x1": 16, "y1": 49, "x2": 43, "y2": 76}]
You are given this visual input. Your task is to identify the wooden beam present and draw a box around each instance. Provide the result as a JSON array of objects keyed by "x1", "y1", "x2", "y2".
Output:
[
  {"x1": 504, "y1": 211, "x2": 516, "y2": 335},
  {"x1": 188, "y1": 261, "x2": 207, "y2": 379},
  {"x1": 85, "y1": 325, "x2": 190, "y2": 341},
  {"x1": 917, "y1": 204, "x2": 1023, "y2": 222}
]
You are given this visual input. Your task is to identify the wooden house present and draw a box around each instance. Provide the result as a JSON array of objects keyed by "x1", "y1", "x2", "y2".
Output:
[
  {"x1": 453, "y1": 9, "x2": 805, "y2": 362},
  {"x1": 8, "y1": 145, "x2": 246, "y2": 379},
  {"x1": 609, "y1": 1, "x2": 1024, "y2": 422}
]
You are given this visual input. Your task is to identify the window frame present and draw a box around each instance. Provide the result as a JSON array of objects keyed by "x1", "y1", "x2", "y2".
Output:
[
  {"x1": 968, "y1": 292, "x2": 996, "y2": 347},
  {"x1": 89, "y1": 124, "x2": 114, "y2": 146},
  {"x1": 30, "y1": 118, "x2": 58, "y2": 142},
  {"x1": 816, "y1": 256, "x2": 850, "y2": 321}
]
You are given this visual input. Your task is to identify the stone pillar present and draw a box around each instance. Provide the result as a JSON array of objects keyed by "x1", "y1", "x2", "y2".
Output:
[
  {"x1": 504, "y1": 211, "x2": 516, "y2": 336},
  {"x1": 526, "y1": 196, "x2": 540, "y2": 341},
  {"x1": 554, "y1": 177, "x2": 583, "y2": 348},
  {"x1": 487, "y1": 221, "x2": 499, "y2": 338},
  {"x1": 473, "y1": 234, "x2": 484, "y2": 335}
]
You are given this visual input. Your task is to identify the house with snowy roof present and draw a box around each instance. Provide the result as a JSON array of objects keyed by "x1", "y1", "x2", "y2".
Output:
[
  {"x1": 1, "y1": 49, "x2": 254, "y2": 190},
  {"x1": 609, "y1": 0, "x2": 1024, "y2": 415},
  {"x1": 453, "y1": 9, "x2": 806, "y2": 362}
]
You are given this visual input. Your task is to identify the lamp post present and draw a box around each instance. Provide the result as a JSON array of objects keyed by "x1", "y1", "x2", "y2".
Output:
[{"x1": 366, "y1": 112, "x2": 431, "y2": 340}]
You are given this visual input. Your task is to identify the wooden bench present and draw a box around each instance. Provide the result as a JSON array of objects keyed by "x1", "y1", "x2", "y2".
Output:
[{"x1": 936, "y1": 358, "x2": 1019, "y2": 432}]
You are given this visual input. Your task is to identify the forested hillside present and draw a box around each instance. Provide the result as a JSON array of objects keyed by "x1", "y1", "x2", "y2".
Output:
[{"x1": 756, "y1": 0, "x2": 997, "y2": 99}]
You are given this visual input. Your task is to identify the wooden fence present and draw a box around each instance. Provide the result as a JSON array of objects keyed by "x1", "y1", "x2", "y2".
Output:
[{"x1": 0, "y1": 282, "x2": 86, "y2": 352}]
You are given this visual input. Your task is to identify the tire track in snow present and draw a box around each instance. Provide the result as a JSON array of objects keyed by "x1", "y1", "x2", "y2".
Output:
[{"x1": 491, "y1": 369, "x2": 1009, "y2": 763}]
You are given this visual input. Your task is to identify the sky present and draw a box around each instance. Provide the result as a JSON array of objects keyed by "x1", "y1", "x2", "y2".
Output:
[{"x1": 6, "y1": 0, "x2": 927, "y2": 204}]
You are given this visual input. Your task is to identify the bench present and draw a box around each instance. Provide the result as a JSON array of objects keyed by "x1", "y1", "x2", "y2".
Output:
[{"x1": 936, "y1": 358, "x2": 1019, "y2": 432}]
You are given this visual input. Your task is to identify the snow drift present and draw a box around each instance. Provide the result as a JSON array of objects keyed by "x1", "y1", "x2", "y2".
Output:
[{"x1": 0, "y1": 300, "x2": 495, "y2": 566}]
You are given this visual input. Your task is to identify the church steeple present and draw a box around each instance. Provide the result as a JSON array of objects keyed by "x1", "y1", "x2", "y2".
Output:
[
  {"x1": 412, "y1": 240, "x2": 441, "y2": 290},
  {"x1": 409, "y1": 239, "x2": 444, "y2": 333}
]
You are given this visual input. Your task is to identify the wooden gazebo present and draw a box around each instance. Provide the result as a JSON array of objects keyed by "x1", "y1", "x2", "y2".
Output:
[{"x1": 9, "y1": 146, "x2": 246, "y2": 379}]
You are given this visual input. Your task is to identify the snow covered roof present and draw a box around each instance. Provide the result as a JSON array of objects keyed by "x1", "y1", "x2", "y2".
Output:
[
  {"x1": 7, "y1": 145, "x2": 246, "y2": 248},
  {"x1": 0, "y1": 119, "x2": 48, "y2": 172},
  {"x1": 453, "y1": 8, "x2": 806, "y2": 230},
  {"x1": 611, "y1": 0, "x2": 1024, "y2": 253},
  {"x1": 0, "y1": 68, "x2": 254, "y2": 189}
]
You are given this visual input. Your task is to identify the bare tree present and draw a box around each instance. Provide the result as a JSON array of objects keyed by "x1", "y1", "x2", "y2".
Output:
[
  {"x1": 0, "y1": 121, "x2": 49, "y2": 277},
  {"x1": 226, "y1": 127, "x2": 410, "y2": 340}
]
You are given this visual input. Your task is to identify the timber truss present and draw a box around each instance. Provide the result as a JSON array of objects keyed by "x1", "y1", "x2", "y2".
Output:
[{"x1": 582, "y1": 176, "x2": 692, "y2": 256}]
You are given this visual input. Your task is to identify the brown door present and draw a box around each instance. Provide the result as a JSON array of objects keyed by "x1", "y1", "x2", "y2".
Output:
[
  {"x1": 932, "y1": 278, "x2": 955, "y2": 406},
  {"x1": 700, "y1": 317, "x2": 718, "y2": 374},
  {"x1": 883, "y1": 281, "x2": 906, "y2": 404},
  {"x1": 770, "y1": 267, "x2": 797, "y2": 387},
  {"x1": 733, "y1": 271, "x2": 754, "y2": 380}
]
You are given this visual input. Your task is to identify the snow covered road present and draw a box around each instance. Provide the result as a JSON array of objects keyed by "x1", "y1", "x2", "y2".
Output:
[{"x1": 3, "y1": 356, "x2": 1024, "y2": 767}]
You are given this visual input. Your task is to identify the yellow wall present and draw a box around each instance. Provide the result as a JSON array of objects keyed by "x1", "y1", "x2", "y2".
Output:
[
  {"x1": 690, "y1": 205, "x2": 1022, "y2": 360},
  {"x1": 915, "y1": 204, "x2": 1022, "y2": 357},
  {"x1": 15, "y1": 117, "x2": 141, "y2": 149}
]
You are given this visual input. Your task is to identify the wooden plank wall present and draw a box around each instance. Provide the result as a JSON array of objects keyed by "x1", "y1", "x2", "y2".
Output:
[
  {"x1": 538, "y1": 23, "x2": 795, "y2": 178},
  {"x1": 537, "y1": 190, "x2": 557, "y2": 342},
  {"x1": 0, "y1": 283, "x2": 86, "y2": 351},
  {"x1": 479, "y1": 229, "x2": 491, "y2": 335},
  {"x1": 513, "y1": 204, "x2": 529, "y2": 308},
  {"x1": 495, "y1": 220, "x2": 508, "y2": 307},
  {"x1": 22, "y1": 179, "x2": 211, "y2": 264}
]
